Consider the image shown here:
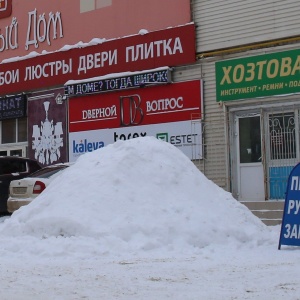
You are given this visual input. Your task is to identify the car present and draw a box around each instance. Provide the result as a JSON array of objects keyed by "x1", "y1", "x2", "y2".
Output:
[
  {"x1": 7, "y1": 163, "x2": 71, "y2": 213},
  {"x1": 0, "y1": 156, "x2": 42, "y2": 213}
]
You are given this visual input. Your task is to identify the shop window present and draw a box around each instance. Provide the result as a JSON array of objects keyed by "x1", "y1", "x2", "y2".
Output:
[
  {"x1": 17, "y1": 118, "x2": 27, "y2": 142},
  {"x1": 1, "y1": 118, "x2": 27, "y2": 144},
  {"x1": 0, "y1": 159, "x2": 26, "y2": 175},
  {"x1": 239, "y1": 116, "x2": 262, "y2": 163},
  {"x1": 80, "y1": 0, "x2": 112, "y2": 13},
  {"x1": 2, "y1": 119, "x2": 15, "y2": 143},
  {"x1": 269, "y1": 113, "x2": 296, "y2": 160}
]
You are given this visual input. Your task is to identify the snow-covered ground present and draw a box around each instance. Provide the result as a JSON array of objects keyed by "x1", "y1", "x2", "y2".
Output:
[{"x1": 0, "y1": 137, "x2": 298, "y2": 300}]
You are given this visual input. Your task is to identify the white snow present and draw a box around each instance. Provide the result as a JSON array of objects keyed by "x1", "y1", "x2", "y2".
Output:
[
  {"x1": 0, "y1": 136, "x2": 298, "y2": 299},
  {"x1": 139, "y1": 29, "x2": 149, "y2": 35}
]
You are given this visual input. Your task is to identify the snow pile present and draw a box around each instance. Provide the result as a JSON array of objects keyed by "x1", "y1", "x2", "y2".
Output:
[
  {"x1": 60, "y1": 37, "x2": 107, "y2": 51},
  {"x1": 139, "y1": 29, "x2": 149, "y2": 35},
  {"x1": 1, "y1": 37, "x2": 107, "y2": 64},
  {"x1": 1, "y1": 51, "x2": 41, "y2": 63},
  {"x1": 0, "y1": 137, "x2": 271, "y2": 255}
]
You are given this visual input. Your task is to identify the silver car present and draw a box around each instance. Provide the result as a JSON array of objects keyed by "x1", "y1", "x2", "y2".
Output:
[{"x1": 7, "y1": 163, "x2": 71, "y2": 213}]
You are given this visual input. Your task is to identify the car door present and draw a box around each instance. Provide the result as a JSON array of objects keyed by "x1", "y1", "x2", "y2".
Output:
[{"x1": 0, "y1": 159, "x2": 28, "y2": 212}]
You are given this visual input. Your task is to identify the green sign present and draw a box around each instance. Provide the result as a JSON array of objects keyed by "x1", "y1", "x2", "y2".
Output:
[{"x1": 215, "y1": 49, "x2": 300, "y2": 102}]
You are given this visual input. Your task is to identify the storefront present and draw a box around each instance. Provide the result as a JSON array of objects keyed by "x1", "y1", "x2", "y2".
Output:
[
  {"x1": 216, "y1": 47, "x2": 300, "y2": 201},
  {"x1": 65, "y1": 69, "x2": 203, "y2": 162},
  {"x1": 0, "y1": 1, "x2": 196, "y2": 166},
  {"x1": 0, "y1": 94, "x2": 27, "y2": 157},
  {"x1": 27, "y1": 89, "x2": 68, "y2": 166}
]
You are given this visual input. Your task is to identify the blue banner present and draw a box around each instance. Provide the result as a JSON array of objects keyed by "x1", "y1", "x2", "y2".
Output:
[{"x1": 279, "y1": 163, "x2": 300, "y2": 249}]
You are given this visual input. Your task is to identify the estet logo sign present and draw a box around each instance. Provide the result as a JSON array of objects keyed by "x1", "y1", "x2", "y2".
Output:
[
  {"x1": 157, "y1": 132, "x2": 199, "y2": 146},
  {"x1": 0, "y1": 0, "x2": 12, "y2": 18}
]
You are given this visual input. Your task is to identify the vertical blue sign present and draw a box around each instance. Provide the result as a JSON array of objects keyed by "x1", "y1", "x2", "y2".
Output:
[{"x1": 279, "y1": 163, "x2": 300, "y2": 249}]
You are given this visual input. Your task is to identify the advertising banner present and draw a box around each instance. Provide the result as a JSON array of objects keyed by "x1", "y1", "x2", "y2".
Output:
[
  {"x1": 216, "y1": 49, "x2": 300, "y2": 102},
  {"x1": 0, "y1": 0, "x2": 191, "y2": 60},
  {"x1": 69, "y1": 120, "x2": 202, "y2": 162},
  {"x1": 0, "y1": 94, "x2": 26, "y2": 120},
  {"x1": 279, "y1": 163, "x2": 300, "y2": 249},
  {"x1": 69, "y1": 80, "x2": 202, "y2": 132},
  {"x1": 28, "y1": 90, "x2": 68, "y2": 166},
  {"x1": 0, "y1": 24, "x2": 196, "y2": 95},
  {"x1": 65, "y1": 67, "x2": 172, "y2": 96},
  {"x1": 68, "y1": 80, "x2": 202, "y2": 161}
]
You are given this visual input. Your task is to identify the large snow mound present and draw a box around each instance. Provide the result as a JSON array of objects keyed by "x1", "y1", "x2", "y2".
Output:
[{"x1": 0, "y1": 137, "x2": 271, "y2": 253}]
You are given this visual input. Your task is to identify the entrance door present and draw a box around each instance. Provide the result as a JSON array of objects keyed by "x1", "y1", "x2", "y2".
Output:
[
  {"x1": 267, "y1": 111, "x2": 299, "y2": 199},
  {"x1": 236, "y1": 115, "x2": 265, "y2": 201}
]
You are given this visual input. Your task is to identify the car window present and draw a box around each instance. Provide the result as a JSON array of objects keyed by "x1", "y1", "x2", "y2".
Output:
[
  {"x1": 0, "y1": 160, "x2": 26, "y2": 175},
  {"x1": 28, "y1": 160, "x2": 41, "y2": 173},
  {"x1": 11, "y1": 160, "x2": 27, "y2": 173},
  {"x1": 28, "y1": 166, "x2": 68, "y2": 178}
]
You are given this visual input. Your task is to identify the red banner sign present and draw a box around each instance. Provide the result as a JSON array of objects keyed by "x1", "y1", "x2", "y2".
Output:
[
  {"x1": 0, "y1": 24, "x2": 196, "y2": 95},
  {"x1": 69, "y1": 80, "x2": 202, "y2": 133},
  {"x1": 0, "y1": 0, "x2": 12, "y2": 19}
]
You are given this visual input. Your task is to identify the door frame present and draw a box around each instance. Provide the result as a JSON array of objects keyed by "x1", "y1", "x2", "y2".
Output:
[
  {"x1": 264, "y1": 109, "x2": 300, "y2": 200},
  {"x1": 230, "y1": 111, "x2": 266, "y2": 201},
  {"x1": 237, "y1": 113, "x2": 265, "y2": 201}
]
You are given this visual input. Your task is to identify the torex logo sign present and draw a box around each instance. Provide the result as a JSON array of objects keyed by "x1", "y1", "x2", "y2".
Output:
[{"x1": 0, "y1": 0, "x2": 12, "y2": 18}]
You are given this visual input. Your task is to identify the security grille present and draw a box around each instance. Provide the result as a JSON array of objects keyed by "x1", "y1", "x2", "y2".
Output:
[{"x1": 266, "y1": 111, "x2": 299, "y2": 200}]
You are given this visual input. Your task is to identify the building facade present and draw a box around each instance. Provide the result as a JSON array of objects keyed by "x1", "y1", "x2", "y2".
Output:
[
  {"x1": 1, "y1": 0, "x2": 300, "y2": 209},
  {"x1": 0, "y1": 0, "x2": 196, "y2": 168},
  {"x1": 190, "y1": 0, "x2": 300, "y2": 204}
]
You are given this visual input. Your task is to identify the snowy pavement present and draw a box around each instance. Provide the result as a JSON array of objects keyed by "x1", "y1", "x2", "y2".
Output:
[{"x1": 0, "y1": 137, "x2": 299, "y2": 299}]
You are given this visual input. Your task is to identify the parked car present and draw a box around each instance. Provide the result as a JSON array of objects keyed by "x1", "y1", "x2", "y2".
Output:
[
  {"x1": 7, "y1": 163, "x2": 71, "y2": 213},
  {"x1": 0, "y1": 156, "x2": 42, "y2": 213}
]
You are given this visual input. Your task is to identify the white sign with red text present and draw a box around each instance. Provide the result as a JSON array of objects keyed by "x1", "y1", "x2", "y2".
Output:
[{"x1": 69, "y1": 120, "x2": 202, "y2": 162}]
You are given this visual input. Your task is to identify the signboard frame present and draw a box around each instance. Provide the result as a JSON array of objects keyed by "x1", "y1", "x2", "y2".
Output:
[
  {"x1": 64, "y1": 67, "x2": 172, "y2": 97},
  {"x1": 279, "y1": 162, "x2": 300, "y2": 249},
  {"x1": 216, "y1": 48, "x2": 300, "y2": 102},
  {"x1": 0, "y1": 94, "x2": 26, "y2": 120},
  {"x1": 0, "y1": 24, "x2": 196, "y2": 96},
  {"x1": 68, "y1": 79, "x2": 203, "y2": 161}
]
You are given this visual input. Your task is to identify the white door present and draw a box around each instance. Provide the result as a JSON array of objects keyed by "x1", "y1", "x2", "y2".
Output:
[{"x1": 237, "y1": 115, "x2": 265, "y2": 201}]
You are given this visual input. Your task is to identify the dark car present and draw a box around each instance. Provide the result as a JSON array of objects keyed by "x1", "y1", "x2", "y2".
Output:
[{"x1": 0, "y1": 156, "x2": 41, "y2": 213}]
